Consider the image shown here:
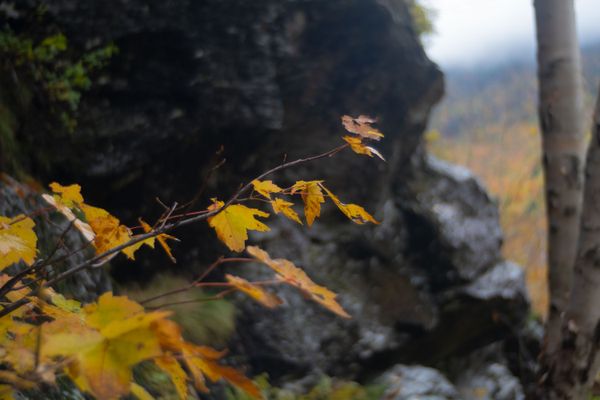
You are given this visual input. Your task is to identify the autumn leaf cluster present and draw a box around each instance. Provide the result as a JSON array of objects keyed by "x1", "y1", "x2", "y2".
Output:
[{"x1": 0, "y1": 115, "x2": 383, "y2": 399}]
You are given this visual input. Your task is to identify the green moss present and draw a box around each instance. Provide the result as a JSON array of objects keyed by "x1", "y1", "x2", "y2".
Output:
[
  {"x1": 123, "y1": 275, "x2": 236, "y2": 347},
  {"x1": 224, "y1": 375, "x2": 386, "y2": 400}
]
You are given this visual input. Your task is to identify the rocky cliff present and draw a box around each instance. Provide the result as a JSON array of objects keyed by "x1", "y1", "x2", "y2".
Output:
[{"x1": 1, "y1": 1, "x2": 533, "y2": 398}]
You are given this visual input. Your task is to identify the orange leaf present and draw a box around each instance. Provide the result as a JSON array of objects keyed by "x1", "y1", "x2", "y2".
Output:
[
  {"x1": 321, "y1": 185, "x2": 379, "y2": 225},
  {"x1": 207, "y1": 199, "x2": 270, "y2": 252},
  {"x1": 251, "y1": 180, "x2": 283, "y2": 199},
  {"x1": 184, "y1": 350, "x2": 262, "y2": 400},
  {"x1": 290, "y1": 181, "x2": 324, "y2": 226},
  {"x1": 246, "y1": 246, "x2": 350, "y2": 318},
  {"x1": 341, "y1": 115, "x2": 384, "y2": 141},
  {"x1": 42, "y1": 293, "x2": 168, "y2": 400},
  {"x1": 0, "y1": 215, "x2": 37, "y2": 271},
  {"x1": 80, "y1": 204, "x2": 132, "y2": 257},
  {"x1": 270, "y1": 198, "x2": 302, "y2": 225},
  {"x1": 226, "y1": 274, "x2": 283, "y2": 308},
  {"x1": 139, "y1": 219, "x2": 177, "y2": 263},
  {"x1": 342, "y1": 136, "x2": 385, "y2": 161}
]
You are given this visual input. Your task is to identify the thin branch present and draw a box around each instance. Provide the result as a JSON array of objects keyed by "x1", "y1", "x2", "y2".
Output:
[
  {"x1": 0, "y1": 143, "x2": 349, "y2": 318},
  {"x1": 145, "y1": 289, "x2": 236, "y2": 310},
  {"x1": 139, "y1": 256, "x2": 252, "y2": 305}
]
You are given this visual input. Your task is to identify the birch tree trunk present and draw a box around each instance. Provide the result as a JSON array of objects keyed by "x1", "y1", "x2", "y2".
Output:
[
  {"x1": 534, "y1": 0, "x2": 585, "y2": 356},
  {"x1": 541, "y1": 86, "x2": 600, "y2": 399}
]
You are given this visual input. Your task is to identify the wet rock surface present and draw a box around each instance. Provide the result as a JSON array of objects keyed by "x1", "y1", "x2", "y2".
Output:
[
  {"x1": 378, "y1": 365, "x2": 459, "y2": 400},
  {"x1": 1, "y1": 0, "x2": 533, "y2": 396}
]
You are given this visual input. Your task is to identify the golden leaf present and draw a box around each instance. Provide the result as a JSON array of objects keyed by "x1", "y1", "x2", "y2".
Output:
[
  {"x1": 226, "y1": 274, "x2": 283, "y2": 308},
  {"x1": 251, "y1": 180, "x2": 283, "y2": 199},
  {"x1": 341, "y1": 115, "x2": 384, "y2": 141},
  {"x1": 0, "y1": 215, "x2": 37, "y2": 271},
  {"x1": 80, "y1": 204, "x2": 132, "y2": 257},
  {"x1": 42, "y1": 293, "x2": 167, "y2": 400},
  {"x1": 290, "y1": 181, "x2": 324, "y2": 227},
  {"x1": 246, "y1": 246, "x2": 350, "y2": 319},
  {"x1": 155, "y1": 355, "x2": 188, "y2": 400},
  {"x1": 342, "y1": 136, "x2": 385, "y2": 161},
  {"x1": 48, "y1": 182, "x2": 84, "y2": 206},
  {"x1": 321, "y1": 185, "x2": 379, "y2": 225},
  {"x1": 139, "y1": 219, "x2": 177, "y2": 263},
  {"x1": 270, "y1": 198, "x2": 302, "y2": 225},
  {"x1": 183, "y1": 343, "x2": 262, "y2": 399},
  {"x1": 207, "y1": 199, "x2": 270, "y2": 252}
]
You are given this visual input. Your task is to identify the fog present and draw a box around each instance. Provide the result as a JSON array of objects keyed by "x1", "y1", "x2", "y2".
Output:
[{"x1": 425, "y1": 0, "x2": 600, "y2": 68}]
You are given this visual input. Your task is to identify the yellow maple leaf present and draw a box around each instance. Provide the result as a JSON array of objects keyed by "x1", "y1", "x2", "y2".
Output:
[
  {"x1": 246, "y1": 246, "x2": 350, "y2": 318},
  {"x1": 270, "y1": 198, "x2": 302, "y2": 225},
  {"x1": 0, "y1": 215, "x2": 37, "y2": 271},
  {"x1": 207, "y1": 199, "x2": 270, "y2": 252},
  {"x1": 321, "y1": 185, "x2": 379, "y2": 225},
  {"x1": 251, "y1": 180, "x2": 283, "y2": 199},
  {"x1": 226, "y1": 274, "x2": 283, "y2": 308},
  {"x1": 48, "y1": 182, "x2": 84, "y2": 206},
  {"x1": 80, "y1": 204, "x2": 132, "y2": 257},
  {"x1": 342, "y1": 136, "x2": 385, "y2": 161},
  {"x1": 42, "y1": 293, "x2": 169, "y2": 400},
  {"x1": 290, "y1": 181, "x2": 324, "y2": 226}
]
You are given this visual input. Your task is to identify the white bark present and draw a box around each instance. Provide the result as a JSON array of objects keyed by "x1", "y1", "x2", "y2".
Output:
[
  {"x1": 542, "y1": 87, "x2": 600, "y2": 399},
  {"x1": 534, "y1": 0, "x2": 585, "y2": 356}
]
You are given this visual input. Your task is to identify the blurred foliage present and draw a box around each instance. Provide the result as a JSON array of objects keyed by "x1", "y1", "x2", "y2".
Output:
[
  {"x1": 407, "y1": 0, "x2": 435, "y2": 38},
  {"x1": 427, "y1": 45, "x2": 600, "y2": 318},
  {"x1": 0, "y1": 3, "x2": 117, "y2": 128},
  {"x1": 132, "y1": 361, "x2": 186, "y2": 400},
  {"x1": 427, "y1": 122, "x2": 547, "y2": 316},
  {"x1": 224, "y1": 375, "x2": 386, "y2": 400},
  {"x1": 0, "y1": 26, "x2": 117, "y2": 130},
  {"x1": 123, "y1": 275, "x2": 236, "y2": 348}
]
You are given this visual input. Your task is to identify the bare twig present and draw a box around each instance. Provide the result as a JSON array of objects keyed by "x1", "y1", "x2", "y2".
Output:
[{"x1": 0, "y1": 143, "x2": 349, "y2": 318}]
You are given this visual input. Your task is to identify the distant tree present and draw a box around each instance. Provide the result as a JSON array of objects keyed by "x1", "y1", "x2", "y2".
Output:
[{"x1": 534, "y1": 0, "x2": 600, "y2": 398}]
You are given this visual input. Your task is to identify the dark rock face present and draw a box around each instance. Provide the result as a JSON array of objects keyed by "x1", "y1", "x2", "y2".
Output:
[
  {"x1": 2, "y1": 0, "x2": 531, "y2": 394},
  {"x1": 233, "y1": 155, "x2": 529, "y2": 382}
]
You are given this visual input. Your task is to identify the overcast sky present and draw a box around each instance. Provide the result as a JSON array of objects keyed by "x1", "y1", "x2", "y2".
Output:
[{"x1": 424, "y1": 0, "x2": 600, "y2": 68}]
